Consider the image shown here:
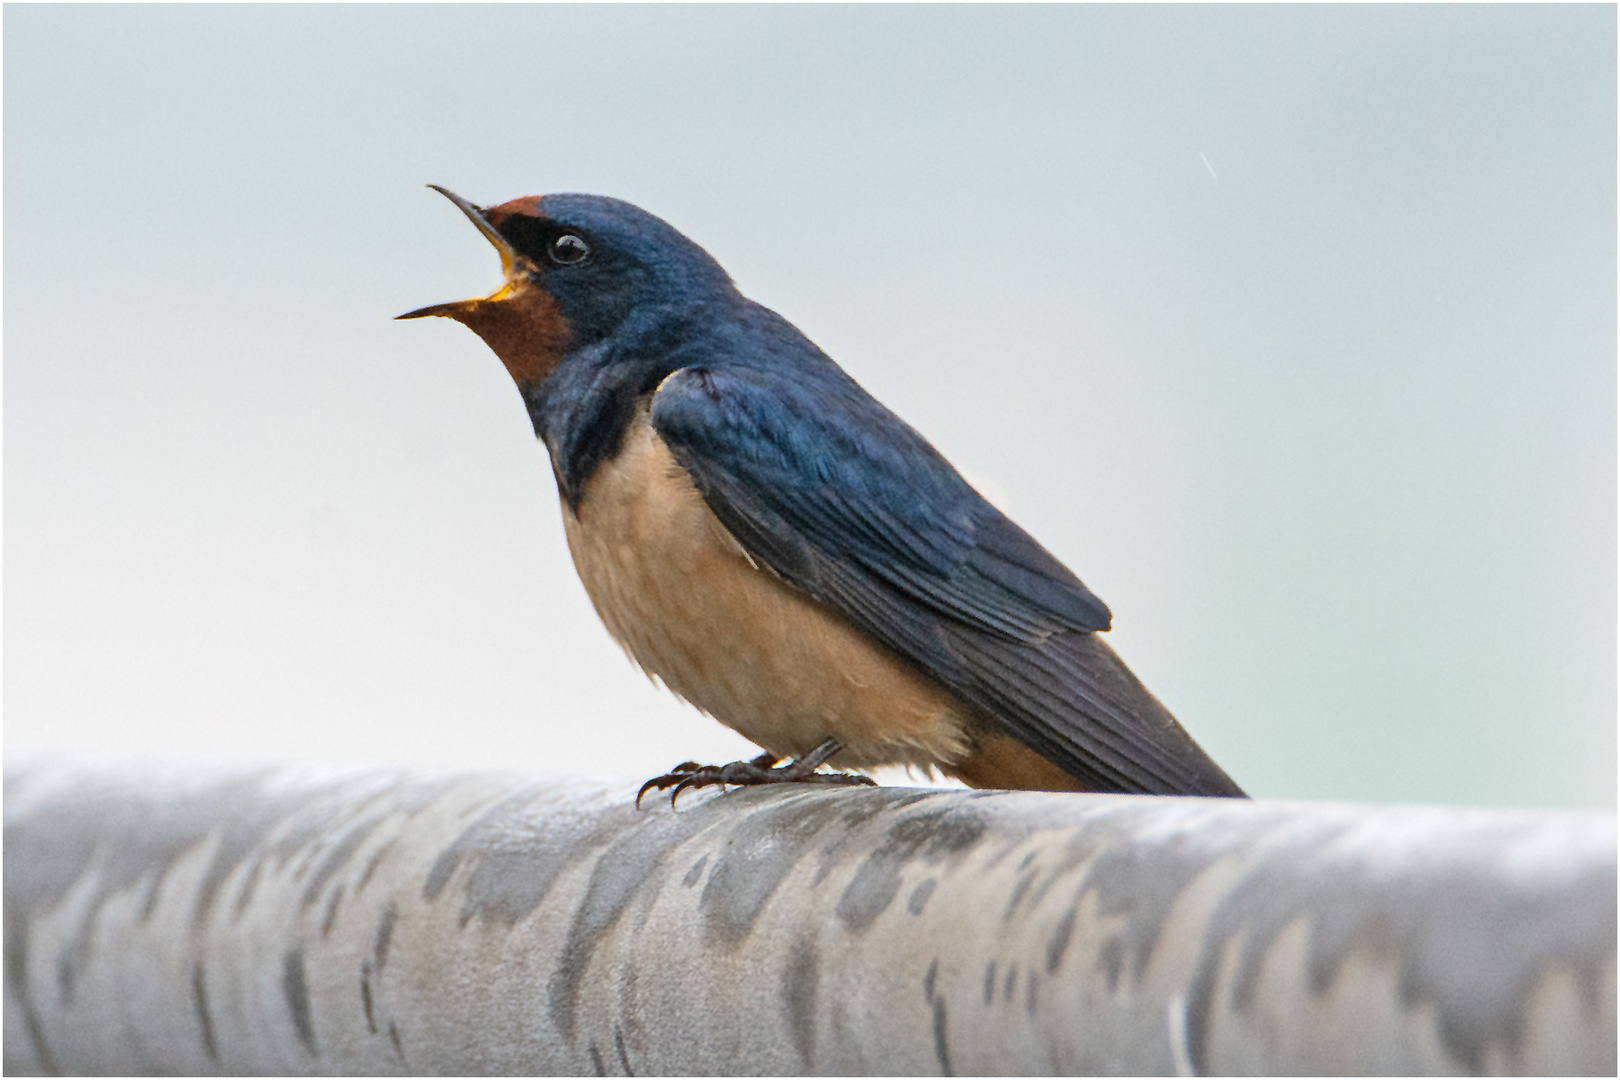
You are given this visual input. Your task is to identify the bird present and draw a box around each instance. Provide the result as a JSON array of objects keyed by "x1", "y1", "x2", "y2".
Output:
[{"x1": 399, "y1": 186, "x2": 1246, "y2": 803}]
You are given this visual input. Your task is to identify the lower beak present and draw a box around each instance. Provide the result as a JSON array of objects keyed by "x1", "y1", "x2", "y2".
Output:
[{"x1": 395, "y1": 298, "x2": 475, "y2": 321}]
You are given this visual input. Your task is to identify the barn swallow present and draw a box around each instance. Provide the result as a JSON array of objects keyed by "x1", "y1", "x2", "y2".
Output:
[{"x1": 400, "y1": 186, "x2": 1245, "y2": 802}]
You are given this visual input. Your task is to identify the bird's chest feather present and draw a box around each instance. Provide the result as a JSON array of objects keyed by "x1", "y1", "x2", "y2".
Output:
[{"x1": 557, "y1": 408, "x2": 970, "y2": 768}]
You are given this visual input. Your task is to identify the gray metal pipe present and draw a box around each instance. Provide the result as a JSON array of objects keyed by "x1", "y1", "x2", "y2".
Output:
[{"x1": 4, "y1": 759, "x2": 1613, "y2": 1075}]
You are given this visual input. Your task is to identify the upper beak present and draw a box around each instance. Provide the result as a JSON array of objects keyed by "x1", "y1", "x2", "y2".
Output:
[{"x1": 397, "y1": 185, "x2": 523, "y2": 321}]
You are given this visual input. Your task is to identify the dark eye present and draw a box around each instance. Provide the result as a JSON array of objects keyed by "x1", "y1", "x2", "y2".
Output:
[{"x1": 548, "y1": 233, "x2": 590, "y2": 265}]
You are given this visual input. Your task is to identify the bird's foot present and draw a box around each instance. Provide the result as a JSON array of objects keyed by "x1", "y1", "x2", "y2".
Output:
[{"x1": 637, "y1": 739, "x2": 876, "y2": 808}]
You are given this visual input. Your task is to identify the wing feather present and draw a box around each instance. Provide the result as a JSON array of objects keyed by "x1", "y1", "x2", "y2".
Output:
[{"x1": 651, "y1": 363, "x2": 1243, "y2": 796}]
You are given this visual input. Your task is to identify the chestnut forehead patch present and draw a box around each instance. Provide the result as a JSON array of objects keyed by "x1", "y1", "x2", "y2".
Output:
[{"x1": 481, "y1": 195, "x2": 546, "y2": 231}]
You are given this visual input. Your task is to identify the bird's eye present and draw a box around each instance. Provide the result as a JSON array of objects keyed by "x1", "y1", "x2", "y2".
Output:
[{"x1": 548, "y1": 233, "x2": 590, "y2": 265}]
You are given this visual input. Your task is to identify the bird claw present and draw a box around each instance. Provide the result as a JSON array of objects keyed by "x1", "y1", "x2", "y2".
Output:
[{"x1": 636, "y1": 750, "x2": 876, "y2": 809}]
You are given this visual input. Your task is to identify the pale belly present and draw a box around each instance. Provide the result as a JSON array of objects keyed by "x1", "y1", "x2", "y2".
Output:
[{"x1": 558, "y1": 411, "x2": 974, "y2": 771}]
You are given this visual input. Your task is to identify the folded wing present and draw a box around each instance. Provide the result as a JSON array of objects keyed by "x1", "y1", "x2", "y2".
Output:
[{"x1": 651, "y1": 362, "x2": 1244, "y2": 796}]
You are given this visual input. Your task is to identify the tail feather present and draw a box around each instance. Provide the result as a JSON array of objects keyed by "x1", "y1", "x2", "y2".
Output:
[{"x1": 942, "y1": 623, "x2": 1246, "y2": 797}]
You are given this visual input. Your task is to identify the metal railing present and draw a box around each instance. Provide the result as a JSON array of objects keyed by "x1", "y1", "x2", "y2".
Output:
[{"x1": 4, "y1": 759, "x2": 1614, "y2": 1075}]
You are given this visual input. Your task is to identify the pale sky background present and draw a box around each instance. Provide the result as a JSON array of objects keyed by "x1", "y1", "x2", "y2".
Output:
[{"x1": 6, "y1": 5, "x2": 1614, "y2": 809}]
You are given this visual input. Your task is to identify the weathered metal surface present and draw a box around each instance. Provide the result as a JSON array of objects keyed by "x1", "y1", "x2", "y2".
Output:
[{"x1": 3, "y1": 759, "x2": 1614, "y2": 1076}]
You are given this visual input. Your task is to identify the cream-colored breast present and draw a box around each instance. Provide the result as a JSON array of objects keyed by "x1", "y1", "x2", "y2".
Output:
[{"x1": 559, "y1": 407, "x2": 973, "y2": 771}]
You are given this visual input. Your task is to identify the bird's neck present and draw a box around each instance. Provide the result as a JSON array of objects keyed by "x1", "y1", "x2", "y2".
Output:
[{"x1": 520, "y1": 303, "x2": 716, "y2": 509}]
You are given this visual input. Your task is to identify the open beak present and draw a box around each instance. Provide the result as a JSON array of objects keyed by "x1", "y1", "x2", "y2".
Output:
[{"x1": 397, "y1": 185, "x2": 525, "y2": 321}]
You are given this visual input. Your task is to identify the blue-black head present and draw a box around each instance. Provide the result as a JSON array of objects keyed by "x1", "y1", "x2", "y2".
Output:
[{"x1": 398, "y1": 186, "x2": 734, "y2": 390}]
